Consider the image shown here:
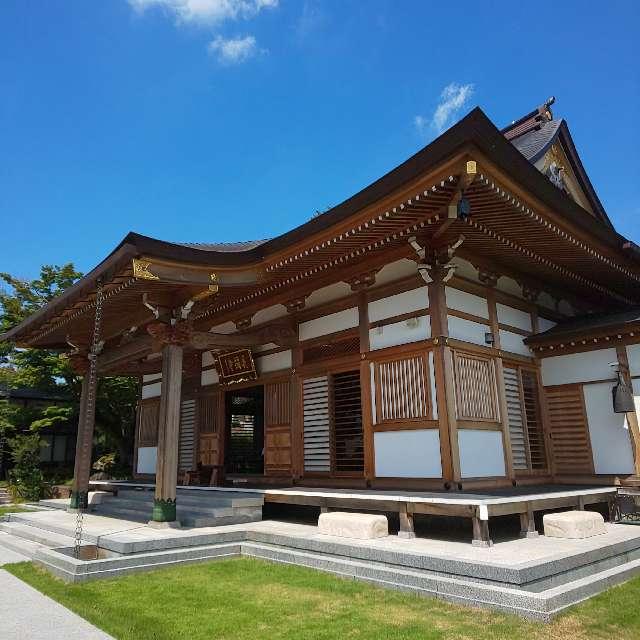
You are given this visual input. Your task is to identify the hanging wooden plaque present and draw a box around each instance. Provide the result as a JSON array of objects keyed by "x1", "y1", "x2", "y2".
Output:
[{"x1": 217, "y1": 349, "x2": 257, "y2": 385}]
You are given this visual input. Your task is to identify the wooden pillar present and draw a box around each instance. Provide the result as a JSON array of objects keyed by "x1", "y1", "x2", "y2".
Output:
[
  {"x1": 358, "y1": 290, "x2": 375, "y2": 484},
  {"x1": 616, "y1": 346, "x2": 640, "y2": 479},
  {"x1": 428, "y1": 268, "x2": 458, "y2": 484},
  {"x1": 152, "y1": 342, "x2": 184, "y2": 524},
  {"x1": 70, "y1": 372, "x2": 96, "y2": 509},
  {"x1": 486, "y1": 288, "x2": 515, "y2": 483}
]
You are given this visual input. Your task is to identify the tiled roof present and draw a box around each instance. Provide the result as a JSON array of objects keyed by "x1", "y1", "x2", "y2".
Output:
[
  {"x1": 177, "y1": 239, "x2": 270, "y2": 252},
  {"x1": 510, "y1": 119, "x2": 562, "y2": 163}
]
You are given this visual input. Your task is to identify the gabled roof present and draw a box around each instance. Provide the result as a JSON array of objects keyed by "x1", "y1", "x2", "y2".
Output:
[{"x1": 502, "y1": 97, "x2": 612, "y2": 228}]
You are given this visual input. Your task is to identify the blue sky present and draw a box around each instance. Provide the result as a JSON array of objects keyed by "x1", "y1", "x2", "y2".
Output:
[{"x1": 1, "y1": 0, "x2": 638, "y2": 280}]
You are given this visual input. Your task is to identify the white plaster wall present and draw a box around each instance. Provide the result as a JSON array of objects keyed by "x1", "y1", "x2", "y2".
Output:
[
  {"x1": 141, "y1": 382, "x2": 162, "y2": 399},
  {"x1": 633, "y1": 378, "x2": 640, "y2": 421},
  {"x1": 299, "y1": 307, "x2": 359, "y2": 341},
  {"x1": 201, "y1": 368, "x2": 219, "y2": 387},
  {"x1": 499, "y1": 330, "x2": 532, "y2": 357},
  {"x1": 253, "y1": 304, "x2": 287, "y2": 325},
  {"x1": 538, "y1": 291, "x2": 556, "y2": 310},
  {"x1": 369, "y1": 315, "x2": 430, "y2": 351},
  {"x1": 583, "y1": 382, "x2": 635, "y2": 475},
  {"x1": 255, "y1": 350, "x2": 292, "y2": 374},
  {"x1": 445, "y1": 287, "x2": 489, "y2": 319},
  {"x1": 447, "y1": 315, "x2": 488, "y2": 346},
  {"x1": 458, "y1": 430, "x2": 506, "y2": 478},
  {"x1": 540, "y1": 349, "x2": 618, "y2": 386},
  {"x1": 538, "y1": 317, "x2": 557, "y2": 332},
  {"x1": 142, "y1": 373, "x2": 162, "y2": 383},
  {"x1": 253, "y1": 342, "x2": 279, "y2": 353},
  {"x1": 368, "y1": 286, "x2": 429, "y2": 323},
  {"x1": 497, "y1": 304, "x2": 532, "y2": 331},
  {"x1": 452, "y1": 257, "x2": 479, "y2": 282},
  {"x1": 137, "y1": 447, "x2": 157, "y2": 475},
  {"x1": 202, "y1": 351, "x2": 215, "y2": 367},
  {"x1": 496, "y1": 276, "x2": 523, "y2": 299},
  {"x1": 628, "y1": 344, "x2": 640, "y2": 376},
  {"x1": 375, "y1": 259, "x2": 418, "y2": 285},
  {"x1": 305, "y1": 282, "x2": 352, "y2": 308},
  {"x1": 374, "y1": 429, "x2": 442, "y2": 478},
  {"x1": 209, "y1": 321, "x2": 236, "y2": 334}
]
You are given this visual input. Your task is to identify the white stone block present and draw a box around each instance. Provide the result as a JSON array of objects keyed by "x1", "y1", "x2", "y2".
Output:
[
  {"x1": 318, "y1": 512, "x2": 388, "y2": 539},
  {"x1": 543, "y1": 510, "x2": 606, "y2": 539},
  {"x1": 87, "y1": 491, "x2": 112, "y2": 505}
]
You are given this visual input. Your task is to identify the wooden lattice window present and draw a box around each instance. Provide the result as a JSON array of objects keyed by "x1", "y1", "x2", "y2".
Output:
[
  {"x1": 302, "y1": 371, "x2": 364, "y2": 475},
  {"x1": 265, "y1": 381, "x2": 291, "y2": 427},
  {"x1": 374, "y1": 353, "x2": 431, "y2": 424},
  {"x1": 454, "y1": 352, "x2": 500, "y2": 422},
  {"x1": 546, "y1": 383, "x2": 593, "y2": 475},
  {"x1": 199, "y1": 393, "x2": 221, "y2": 434},
  {"x1": 302, "y1": 335, "x2": 360, "y2": 365},
  {"x1": 137, "y1": 399, "x2": 159, "y2": 446},
  {"x1": 332, "y1": 370, "x2": 363, "y2": 473},
  {"x1": 504, "y1": 366, "x2": 547, "y2": 472}
]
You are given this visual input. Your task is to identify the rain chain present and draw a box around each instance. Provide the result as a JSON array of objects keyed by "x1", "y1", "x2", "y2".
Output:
[{"x1": 74, "y1": 279, "x2": 104, "y2": 559}]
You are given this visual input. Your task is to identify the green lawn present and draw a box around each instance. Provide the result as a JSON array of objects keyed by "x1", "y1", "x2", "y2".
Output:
[
  {"x1": 4, "y1": 558, "x2": 640, "y2": 640},
  {"x1": 0, "y1": 506, "x2": 32, "y2": 517}
]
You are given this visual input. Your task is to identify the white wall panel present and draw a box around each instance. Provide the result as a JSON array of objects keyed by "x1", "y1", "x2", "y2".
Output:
[
  {"x1": 633, "y1": 378, "x2": 640, "y2": 420},
  {"x1": 583, "y1": 382, "x2": 635, "y2": 475},
  {"x1": 141, "y1": 382, "x2": 161, "y2": 399},
  {"x1": 137, "y1": 447, "x2": 157, "y2": 475},
  {"x1": 496, "y1": 276, "x2": 523, "y2": 299},
  {"x1": 497, "y1": 304, "x2": 532, "y2": 331},
  {"x1": 445, "y1": 287, "x2": 489, "y2": 318},
  {"x1": 375, "y1": 259, "x2": 418, "y2": 285},
  {"x1": 452, "y1": 257, "x2": 479, "y2": 282},
  {"x1": 447, "y1": 315, "x2": 488, "y2": 346},
  {"x1": 299, "y1": 307, "x2": 359, "y2": 341},
  {"x1": 458, "y1": 430, "x2": 506, "y2": 478},
  {"x1": 142, "y1": 373, "x2": 162, "y2": 383},
  {"x1": 202, "y1": 351, "x2": 215, "y2": 367},
  {"x1": 374, "y1": 429, "x2": 442, "y2": 478},
  {"x1": 253, "y1": 304, "x2": 287, "y2": 325},
  {"x1": 209, "y1": 321, "x2": 236, "y2": 334},
  {"x1": 628, "y1": 344, "x2": 640, "y2": 376},
  {"x1": 368, "y1": 286, "x2": 429, "y2": 322},
  {"x1": 255, "y1": 350, "x2": 292, "y2": 374},
  {"x1": 537, "y1": 291, "x2": 556, "y2": 310},
  {"x1": 369, "y1": 315, "x2": 430, "y2": 351},
  {"x1": 499, "y1": 330, "x2": 532, "y2": 357},
  {"x1": 201, "y1": 368, "x2": 219, "y2": 387},
  {"x1": 541, "y1": 349, "x2": 618, "y2": 386},
  {"x1": 538, "y1": 317, "x2": 557, "y2": 332},
  {"x1": 305, "y1": 282, "x2": 352, "y2": 308},
  {"x1": 253, "y1": 342, "x2": 279, "y2": 353}
]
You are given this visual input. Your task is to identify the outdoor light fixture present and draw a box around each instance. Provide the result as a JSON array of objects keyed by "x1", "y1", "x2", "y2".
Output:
[
  {"x1": 484, "y1": 331, "x2": 495, "y2": 346},
  {"x1": 610, "y1": 363, "x2": 635, "y2": 414},
  {"x1": 457, "y1": 197, "x2": 471, "y2": 220}
]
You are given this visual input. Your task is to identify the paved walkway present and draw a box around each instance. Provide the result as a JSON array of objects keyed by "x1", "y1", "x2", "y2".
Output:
[{"x1": 0, "y1": 551, "x2": 113, "y2": 640}]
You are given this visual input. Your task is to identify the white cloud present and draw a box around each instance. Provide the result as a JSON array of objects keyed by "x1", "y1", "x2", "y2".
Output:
[
  {"x1": 431, "y1": 82, "x2": 474, "y2": 133},
  {"x1": 128, "y1": 0, "x2": 278, "y2": 26},
  {"x1": 208, "y1": 35, "x2": 259, "y2": 63},
  {"x1": 414, "y1": 82, "x2": 474, "y2": 138}
]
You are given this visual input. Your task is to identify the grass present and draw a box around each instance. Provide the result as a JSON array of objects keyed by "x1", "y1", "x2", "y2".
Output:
[
  {"x1": 0, "y1": 505, "x2": 32, "y2": 516},
  {"x1": 4, "y1": 558, "x2": 640, "y2": 640}
]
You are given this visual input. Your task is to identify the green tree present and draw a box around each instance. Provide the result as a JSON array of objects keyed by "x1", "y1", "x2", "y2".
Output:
[{"x1": 0, "y1": 264, "x2": 137, "y2": 478}]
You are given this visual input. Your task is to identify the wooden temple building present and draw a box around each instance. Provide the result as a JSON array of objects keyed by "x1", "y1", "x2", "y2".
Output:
[{"x1": 3, "y1": 97, "x2": 640, "y2": 527}]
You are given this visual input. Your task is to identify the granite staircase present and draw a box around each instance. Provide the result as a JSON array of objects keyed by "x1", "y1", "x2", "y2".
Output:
[{"x1": 90, "y1": 488, "x2": 263, "y2": 528}]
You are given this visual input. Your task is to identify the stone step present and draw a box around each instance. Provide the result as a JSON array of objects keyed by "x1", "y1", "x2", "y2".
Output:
[
  {"x1": 0, "y1": 521, "x2": 75, "y2": 548},
  {"x1": 94, "y1": 497, "x2": 243, "y2": 516},
  {"x1": 116, "y1": 489, "x2": 263, "y2": 508},
  {"x1": 7, "y1": 513, "x2": 100, "y2": 544},
  {"x1": 241, "y1": 541, "x2": 640, "y2": 621},
  {"x1": 0, "y1": 530, "x2": 45, "y2": 559}
]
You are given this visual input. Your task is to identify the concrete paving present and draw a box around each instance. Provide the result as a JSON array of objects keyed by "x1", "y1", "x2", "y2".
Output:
[{"x1": 0, "y1": 569, "x2": 114, "y2": 639}]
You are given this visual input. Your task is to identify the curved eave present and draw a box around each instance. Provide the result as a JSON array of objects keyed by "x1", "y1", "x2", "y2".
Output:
[{"x1": 2, "y1": 107, "x2": 638, "y2": 347}]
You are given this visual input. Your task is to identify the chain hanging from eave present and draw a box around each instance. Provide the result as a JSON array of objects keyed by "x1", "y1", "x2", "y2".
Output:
[{"x1": 74, "y1": 279, "x2": 104, "y2": 560}]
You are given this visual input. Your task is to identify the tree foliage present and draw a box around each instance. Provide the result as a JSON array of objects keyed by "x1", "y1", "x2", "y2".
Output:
[{"x1": 0, "y1": 264, "x2": 138, "y2": 480}]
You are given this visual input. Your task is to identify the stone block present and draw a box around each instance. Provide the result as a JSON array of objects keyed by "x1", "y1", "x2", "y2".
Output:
[
  {"x1": 317, "y1": 512, "x2": 388, "y2": 539},
  {"x1": 543, "y1": 511, "x2": 606, "y2": 539}
]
